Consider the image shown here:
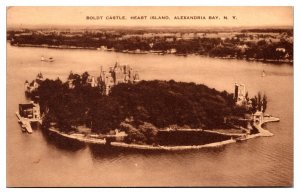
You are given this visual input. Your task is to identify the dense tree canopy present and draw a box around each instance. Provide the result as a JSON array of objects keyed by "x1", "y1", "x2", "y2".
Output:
[{"x1": 34, "y1": 73, "x2": 241, "y2": 136}]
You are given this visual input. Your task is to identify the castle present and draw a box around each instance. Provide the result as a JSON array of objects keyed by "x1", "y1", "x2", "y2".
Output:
[
  {"x1": 233, "y1": 83, "x2": 266, "y2": 126},
  {"x1": 98, "y1": 62, "x2": 140, "y2": 95},
  {"x1": 25, "y1": 63, "x2": 140, "y2": 96}
]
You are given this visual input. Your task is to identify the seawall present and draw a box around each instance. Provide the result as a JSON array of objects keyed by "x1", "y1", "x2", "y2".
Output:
[{"x1": 47, "y1": 115, "x2": 279, "y2": 151}]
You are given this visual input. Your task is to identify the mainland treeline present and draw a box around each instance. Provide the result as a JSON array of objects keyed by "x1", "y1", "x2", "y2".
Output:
[{"x1": 8, "y1": 29, "x2": 293, "y2": 62}]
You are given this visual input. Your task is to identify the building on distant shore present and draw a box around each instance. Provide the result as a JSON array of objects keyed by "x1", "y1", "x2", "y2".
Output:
[{"x1": 99, "y1": 62, "x2": 140, "y2": 95}]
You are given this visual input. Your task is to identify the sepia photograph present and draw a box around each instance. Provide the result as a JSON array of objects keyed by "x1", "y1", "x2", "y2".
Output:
[{"x1": 6, "y1": 6, "x2": 294, "y2": 187}]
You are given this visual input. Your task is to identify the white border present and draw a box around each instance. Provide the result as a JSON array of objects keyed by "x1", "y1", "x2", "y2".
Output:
[{"x1": 1, "y1": 0, "x2": 299, "y2": 193}]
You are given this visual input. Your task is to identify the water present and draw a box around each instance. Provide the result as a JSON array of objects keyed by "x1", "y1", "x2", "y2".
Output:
[{"x1": 6, "y1": 44, "x2": 293, "y2": 187}]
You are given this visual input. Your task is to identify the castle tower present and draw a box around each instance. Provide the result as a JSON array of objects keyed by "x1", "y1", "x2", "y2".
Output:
[{"x1": 234, "y1": 83, "x2": 246, "y2": 105}]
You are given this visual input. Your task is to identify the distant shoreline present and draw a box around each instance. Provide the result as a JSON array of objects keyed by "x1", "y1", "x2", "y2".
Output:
[{"x1": 10, "y1": 43, "x2": 293, "y2": 65}]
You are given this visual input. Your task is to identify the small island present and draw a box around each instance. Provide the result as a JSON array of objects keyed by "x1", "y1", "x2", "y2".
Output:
[{"x1": 18, "y1": 63, "x2": 279, "y2": 150}]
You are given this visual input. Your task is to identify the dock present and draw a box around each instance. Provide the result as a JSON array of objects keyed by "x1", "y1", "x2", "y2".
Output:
[
  {"x1": 16, "y1": 101, "x2": 42, "y2": 134},
  {"x1": 16, "y1": 112, "x2": 33, "y2": 133},
  {"x1": 252, "y1": 115, "x2": 280, "y2": 137}
]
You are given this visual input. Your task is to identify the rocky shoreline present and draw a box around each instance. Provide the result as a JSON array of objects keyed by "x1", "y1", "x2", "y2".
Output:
[{"x1": 47, "y1": 115, "x2": 279, "y2": 151}]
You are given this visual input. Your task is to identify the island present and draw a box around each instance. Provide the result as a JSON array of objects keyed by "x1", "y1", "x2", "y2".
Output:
[{"x1": 17, "y1": 63, "x2": 280, "y2": 151}]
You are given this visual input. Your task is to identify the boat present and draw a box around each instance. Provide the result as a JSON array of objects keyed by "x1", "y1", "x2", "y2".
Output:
[
  {"x1": 261, "y1": 70, "x2": 266, "y2": 77},
  {"x1": 41, "y1": 56, "x2": 54, "y2": 62}
]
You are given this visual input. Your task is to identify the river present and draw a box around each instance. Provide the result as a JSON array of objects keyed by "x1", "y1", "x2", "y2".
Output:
[{"x1": 6, "y1": 44, "x2": 293, "y2": 187}]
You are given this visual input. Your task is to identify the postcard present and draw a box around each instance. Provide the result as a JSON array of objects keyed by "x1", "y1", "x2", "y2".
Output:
[{"x1": 6, "y1": 6, "x2": 293, "y2": 187}]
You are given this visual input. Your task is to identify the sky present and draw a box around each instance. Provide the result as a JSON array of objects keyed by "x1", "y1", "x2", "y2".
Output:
[{"x1": 7, "y1": 6, "x2": 293, "y2": 28}]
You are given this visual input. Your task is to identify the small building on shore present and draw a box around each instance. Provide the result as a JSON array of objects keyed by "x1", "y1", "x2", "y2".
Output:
[
  {"x1": 19, "y1": 101, "x2": 41, "y2": 120},
  {"x1": 253, "y1": 111, "x2": 264, "y2": 125},
  {"x1": 24, "y1": 72, "x2": 44, "y2": 94}
]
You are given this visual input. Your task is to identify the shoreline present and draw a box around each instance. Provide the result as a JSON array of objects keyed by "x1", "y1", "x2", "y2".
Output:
[
  {"x1": 10, "y1": 43, "x2": 293, "y2": 65},
  {"x1": 48, "y1": 127, "x2": 107, "y2": 145},
  {"x1": 47, "y1": 115, "x2": 279, "y2": 151}
]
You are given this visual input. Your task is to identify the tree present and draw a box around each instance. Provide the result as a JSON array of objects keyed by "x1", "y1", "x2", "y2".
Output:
[
  {"x1": 72, "y1": 74, "x2": 82, "y2": 88},
  {"x1": 32, "y1": 75, "x2": 247, "y2": 142},
  {"x1": 257, "y1": 92, "x2": 262, "y2": 111},
  {"x1": 81, "y1": 71, "x2": 90, "y2": 85},
  {"x1": 138, "y1": 122, "x2": 158, "y2": 144},
  {"x1": 250, "y1": 92, "x2": 267, "y2": 113},
  {"x1": 245, "y1": 91, "x2": 249, "y2": 101},
  {"x1": 262, "y1": 94, "x2": 267, "y2": 112},
  {"x1": 120, "y1": 121, "x2": 146, "y2": 144}
]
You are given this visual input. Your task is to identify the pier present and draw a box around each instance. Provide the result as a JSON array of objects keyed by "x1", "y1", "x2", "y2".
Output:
[
  {"x1": 16, "y1": 112, "x2": 33, "y2": 133},
  {"x1": 253, "y1": 115, "x2": 280, "y2": 137}
]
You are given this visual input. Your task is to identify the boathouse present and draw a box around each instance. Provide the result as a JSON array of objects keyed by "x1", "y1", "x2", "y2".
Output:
[{"x1": 19, "y1": 102, "x2": 41, "y2": 120}]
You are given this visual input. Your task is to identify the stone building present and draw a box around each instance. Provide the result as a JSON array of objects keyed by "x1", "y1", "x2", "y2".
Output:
[
  {"x1": 86, "y1": 76, "x2": 98, "y2": 87},
  {"x1": 253, "y1": 111, "x2": 264, "y2": 125},
  {"x1": 234, "y1": 83, "x2": 246, "y2": 106},
  {"x1": 99, "y1": 62, "x2": 140, "y2": 95}
]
